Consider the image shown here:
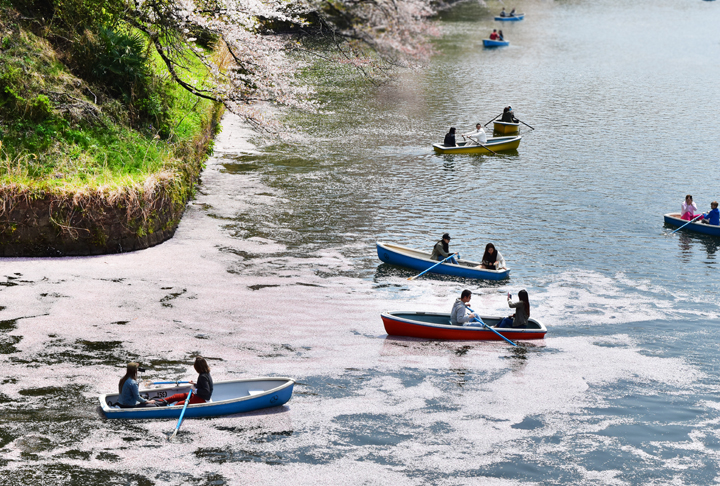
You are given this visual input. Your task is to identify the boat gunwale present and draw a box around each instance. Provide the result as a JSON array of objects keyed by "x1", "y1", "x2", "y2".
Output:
[
  {"x1": 493, "y1": 121, "x2": 520, "y2": 127},
  {"x1": 664, "y1": 213, "x2": 720, "y2": 235},
  {"x1": 382, "y1": 310, "x2": 547, "y2": 334},
  {"x1": 98, "y1": 377, "x2": 295, "y2": 415},
  {"x1": 494, "y1": 14, "x2": 525, "y2": 20},
  {"x1": 377, "y1": 241, "x2": 509, "y2": 275},
  {"x1": 431, "y1": 135, "x2": 522, "y2": 153}
]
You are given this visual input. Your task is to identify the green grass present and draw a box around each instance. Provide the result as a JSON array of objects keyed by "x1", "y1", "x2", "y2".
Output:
[{"x1": 0, "y1": 9, "x2": 220, "y2": 193}]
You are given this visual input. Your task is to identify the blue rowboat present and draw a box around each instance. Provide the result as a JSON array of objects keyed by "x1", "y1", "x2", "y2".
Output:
[
  {"x1": 483, "y1": 39, "x2": 510, "y2": 47},
  {"x1": 377, "y1": 242, "x2": 510, "y2": 280},
  {"x1": 99, "y1": 377, "x2": 294, "y2": 419},
  {"x1": 494, "y1": 14, "x2": 525, "y2": 21},
  {"x1": 664, "y1": 213, "x2": 720, "y2": 237}
]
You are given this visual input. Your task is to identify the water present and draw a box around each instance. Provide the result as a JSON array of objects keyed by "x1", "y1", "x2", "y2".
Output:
[{"x1": 2, "y1": 0, "x2": 720, "y2": 483}]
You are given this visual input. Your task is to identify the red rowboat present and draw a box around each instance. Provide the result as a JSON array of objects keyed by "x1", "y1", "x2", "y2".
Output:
[{"x1": 381, "y1": 311, "x2": 547, "y2": 341}]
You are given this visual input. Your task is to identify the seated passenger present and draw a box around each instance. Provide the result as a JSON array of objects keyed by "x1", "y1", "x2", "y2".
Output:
[
  {"x1": 489, "y1": 29, "x2": 499, "y2": 40},
  {"x1": 703, "y1": 201, "x2": 720, "y2": 225},
  {"x1": 443, "y1": 127, "x2": 457, "y2": 147},
  {"x1": 477, "y1": 243, "x2": 506, "y2": 270},
  {"x1": 509, "y1": 8, "x2": 516, "y2": 16},
  {"x1": 500, "y1": 106, "x2": 519, "y2": 123},
  {"x1": 461, "y1": 123, "x2": 487, "y2": 146},
  {"x1": 430, "y1": 233, "x2": 459, "y2": 265},
  {"x1": 158, "y1": 357, "x2": 214, "y2": 406},
  {"x1": 451, "y1": 289, "x2": 479, "y2": 326},
  {"x1": 497, "y1": 289, "x2": 530, "y2": 328},
  {"x1": 117, "y1": 362, "x2": 159, "y2": 408},
  {"x1": 498, "y1": 30, "x2": 505, "y2": 41},
  {"x1": 681, "y1": 194, "x2": 699, "y2": 221},
  {"x1": 499, "y1": 8, "x2": 506, "y2": 17}
]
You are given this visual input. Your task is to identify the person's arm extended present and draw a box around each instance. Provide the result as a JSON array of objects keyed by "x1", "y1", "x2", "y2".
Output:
[{"x1": 508, "y1": 300, "x2": 521, "y2": 309}]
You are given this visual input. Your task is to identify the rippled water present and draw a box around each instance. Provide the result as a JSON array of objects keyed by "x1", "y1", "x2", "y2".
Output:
[{"x1": 2, "y1": 0, "x2": 720, "y2": 484}]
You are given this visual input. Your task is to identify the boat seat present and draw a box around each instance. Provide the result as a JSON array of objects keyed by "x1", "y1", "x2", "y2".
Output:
[{"x1": 248, "y1": 390, "x2": 264, "y2": 396}]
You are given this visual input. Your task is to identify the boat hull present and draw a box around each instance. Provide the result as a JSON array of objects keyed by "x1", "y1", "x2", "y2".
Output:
[
  {"x1": 493, "y1": 121, "x2": 520, "y2": 134},
  {"x1": 99, "y1": 377, "x2": 294, "y2": 419},
  {"x1": 377, "y1": 242, "x2": 510, "y2": 280},
  {"x1": 483, "y1": 39, "x2": 510, "y2": 47},
  {"x1": 664, "y1": 213, "x2": 720, "y2": 237},
  {"x1": 495, "y1": 14, "x2": 524, "y2": 21},
  {"x1": 382, "y1": 311, "x2": 546, "y2": 340},
  {"x1": 432, "y1": 136, "x2": 521, "y2": 154}
]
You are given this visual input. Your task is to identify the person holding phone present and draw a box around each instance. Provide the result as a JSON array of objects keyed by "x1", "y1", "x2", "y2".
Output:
[{"x1": 498, "y1": 290, "x2": 530, "y2": 328}]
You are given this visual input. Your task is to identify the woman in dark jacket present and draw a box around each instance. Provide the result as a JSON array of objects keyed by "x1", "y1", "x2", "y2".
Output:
[
  {"x1": 443, "y1": 127, "x2": 457, "y2": 147},
  {"x1": 158, "y1": 357, "x2": 214, "y2": 406}
]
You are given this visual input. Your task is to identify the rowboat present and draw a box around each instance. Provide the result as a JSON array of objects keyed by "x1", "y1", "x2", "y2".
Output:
[
  {"x1": 483, "y1": 39, "x2": 510, "y2": 47},
  {"x1": 377, "y1": 242, "x2": 510, "y2": 280},
  {"x1": 99, "y1": 377, "x2": 294, "y2": 419},
  {"x1": 495, "y1": 14, "x2": 525, "y2": 21},
  {"x1": 382, "y1": 311, "x2": 547, "y2": 340},
  {"x1": 664, "y1": 213, "x2": 720, "y2": 237},
  {"x1": 493, "y1": 120, "x2": 520, "y2": 134},
  {"x1": 432, "y1": 135, "x2": 521, "y2": 154}
]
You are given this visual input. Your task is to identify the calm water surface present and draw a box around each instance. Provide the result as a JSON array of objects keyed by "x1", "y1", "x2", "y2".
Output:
[{"x1": 2, "y1": 0, "x2": 720, "y2": 484}]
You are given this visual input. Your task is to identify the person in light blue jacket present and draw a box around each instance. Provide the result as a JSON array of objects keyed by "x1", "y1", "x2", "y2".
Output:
[
  {"x1": 702, "y1": 201, "x2": 720, "y2": 226},
  {"x1": 117, "y1": 362, "x2": 158, "y2": 408}
]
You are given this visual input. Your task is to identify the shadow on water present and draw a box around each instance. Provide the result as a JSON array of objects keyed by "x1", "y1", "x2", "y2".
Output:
[{"x1": 372, "y1": 263, "x2": 507, "y2": 289}]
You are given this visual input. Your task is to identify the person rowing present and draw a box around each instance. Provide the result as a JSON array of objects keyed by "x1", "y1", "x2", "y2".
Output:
[
  {"x1": 157, "y1": 357, "x2": 213, "y2": 406},
  {"x1": 501, "y1": 106, "x2": 519, "y2": 123},
  {"x1": 499, "y1": 8, "x2": 507, "y2": 17},
  {"x1": 451, "y1": 290, "x2": 480, "y2": 326},
  {"x1": 489, "y1": 29, "x2": 499, "y2": 41},
  {"x1": 461, "y1": 123, "x2": 487, "y2": 146},
  {"x1": 430, "y1": 233, "x2": 459, "y2": 264}
]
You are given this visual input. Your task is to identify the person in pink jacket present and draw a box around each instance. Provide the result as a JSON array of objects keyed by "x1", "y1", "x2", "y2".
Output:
[{"x1": 681, "y1": 195, "x2": 699, "y2": 221}]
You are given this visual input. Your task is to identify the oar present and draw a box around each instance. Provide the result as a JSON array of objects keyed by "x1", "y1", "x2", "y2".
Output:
[
  {"x1": 466, "y1": 136, "x2": 498, "y2": 155},
  {"x1": 407, "y1": 253, "x2": 458, "y2": 281},
  {"x1": 484, "y1": 114, "x2": 502, "y2": 127},
  {"x1": 169, "y1": 389, "x2": 193, "y2": 440},
  {"x1": 670, "y1": 214, "x2": 703, "y2": 234},
  {"x1": 151, "y1": 381, "x2": 191, "y2": 385},
  {"x1": 466, "y1": 305, "x2": 518, "y2": 347},
  {"x1": 516, "y1": 119, "x2": 535, "y2": 130}
]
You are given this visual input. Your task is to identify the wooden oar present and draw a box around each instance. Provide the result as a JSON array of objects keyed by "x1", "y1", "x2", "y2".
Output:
[
  {"x1": 670, "y1": 214, "x2": 703, "y2": 234},
  {"x1": 484, "y1": 114, "x2": 502, "y2": 127},
  {"x1": 169, "y1": 389, "x2": 193, "y2": 440},
  {"x1": 407, "y1": 253, "x2": 458, "y2": 281},
  {"x1": 516, "y1": 119, "x2": 535, "y2": 130},
  {"x1": 466, "y1": 305, "x2": 518, "y2": 347}
]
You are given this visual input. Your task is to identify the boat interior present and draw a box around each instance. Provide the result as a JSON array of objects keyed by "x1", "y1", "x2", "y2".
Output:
[
  {"x1": 389, "y1": 312, "x2": 544, "y2": 330},
  {"x1": 103, "y1": 379, "x2": 290, "y2": 407}
]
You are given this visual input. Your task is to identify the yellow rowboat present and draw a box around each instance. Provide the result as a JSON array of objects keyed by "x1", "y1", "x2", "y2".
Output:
[
  {"x1": 493, "y1": 121, "x2": 520, "y2": 134},
  {"x1": 432, "y1": 136, "x2": 522, "y2": 154}
]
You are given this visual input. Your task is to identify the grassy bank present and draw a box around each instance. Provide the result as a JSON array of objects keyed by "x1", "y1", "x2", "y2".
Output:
[{"x1": 0, "y1": 3, "x2": 223, "y2": 252}]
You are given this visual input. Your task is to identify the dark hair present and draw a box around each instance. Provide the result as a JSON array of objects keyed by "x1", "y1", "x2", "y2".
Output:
[
  {"x1": 449, "y1": 127, "x2": 456, "y2": 134},
  {"x1": 461, "y1": 289, "x2": 472, "y2": 299},
  {"x1": 686, "y1": 194, "x2": 693, "y2": 200},
  {"x1": 119, "y1": 362, "x2": 139, "y2": 394},
  {"x1": 194, "y1": 356, "x2": 211, "y2": 374},
  {"x1": 482, "y1": 243, "x2": 497, "y2": 264},
  {"x1": 518, "y1": 289, "x2": 530, "y2": 317}
]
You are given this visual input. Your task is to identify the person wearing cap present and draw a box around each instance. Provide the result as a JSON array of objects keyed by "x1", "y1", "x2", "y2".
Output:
[
  {"x1": 461, "y1": 123, "x2": 487, "y2": 146},
  {"x1": 501, "y1": 106, "x2": 519, "y2": 123},
  {"x1": 430, "y1": 233, "x2": 459, "y2": 264},
  {"x1": 451, "y1": 290, "x2": 479, "y2": 326},
  {"x1": 117, "y1": 362, "x2": 158, "y2": 407},
  {"x1": 443, "y1": 127, "x2": 457, "y2": 147}
]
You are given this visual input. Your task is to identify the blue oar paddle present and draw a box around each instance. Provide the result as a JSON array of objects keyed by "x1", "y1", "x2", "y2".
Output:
[
  {"x1": 169, "y1": 389, "x2": 193, "y2": 440},
  {"x1": 466, "y1": 305, "x2": 518, "y2": 347},
  {"x1": 670, "y1": 214, "x2": 703, "y2": 235},
  {"x1": 407, "y1": 253, "x2": 459, "y2": 281}
]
